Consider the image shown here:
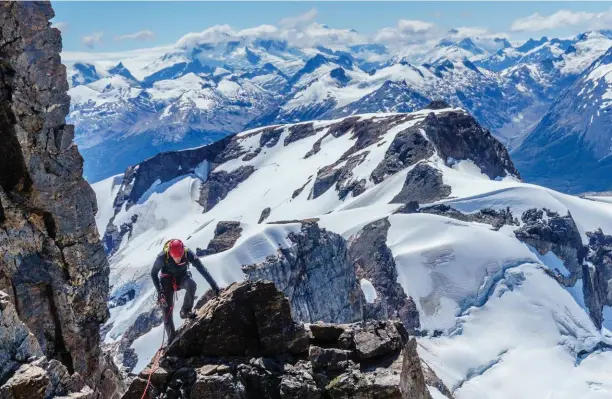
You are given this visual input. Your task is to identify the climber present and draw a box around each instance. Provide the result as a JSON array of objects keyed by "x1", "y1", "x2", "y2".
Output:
[{"x1": 151, "y1": 239, "x2": 220, "y2": 343}]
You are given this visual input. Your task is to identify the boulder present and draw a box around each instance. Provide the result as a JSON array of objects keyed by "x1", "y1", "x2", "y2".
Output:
[
  {"x1": 309, "y1": 324, "x2": 347, "y2": 343},
  {"x1": 354, "y1": 321, "x2": 405, "y2": 360},
  {"x1": 308, "y1": 346, "x2": 351, "y2": 372},
  {"x1": 166, "y1": 280, "x2": 309, "y2": 358},
  {"x1": 0, "y1": 365, "x2": 49, "y2": 399},
  {"x1": 204, "y1": 221, "x2": 243, "y2": 254}
]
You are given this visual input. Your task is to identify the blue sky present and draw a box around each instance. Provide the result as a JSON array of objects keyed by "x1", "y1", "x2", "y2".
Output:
[{"x1": 51, "y1": 2, "x2": 612, "y2": 52}]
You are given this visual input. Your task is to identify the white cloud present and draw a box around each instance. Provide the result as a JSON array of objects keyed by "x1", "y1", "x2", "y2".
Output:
[
  {"x1": 166, "y1": 11, "x2": 510, "y2": 58},
  {"x1": 115, "y1": 30, "x2": 155, "y2": 42},
  {"x1": 397, "y1": 20, "x2": 437, "y2": 34},
  {"x1": 52, "y1": 21, "x2": 68, "y2": 32},
  {"x1": 279, "y1": 8, "x2": 317, "y2": 28},
  {"x1": 176, "y1": 25, "x2": 234, "y2": 48},
  {"x1": 82, "y1": 32, "x2": 103, "y2": 48},
  {"x1": 175, "y1": 16, "x2": 363, "y2": 51},
  {"x1": 374, "y1": 19, "x2": 440, "y2": 45},
  {"x1": 511, "y1": 8, "x2": 612, "y2": 32},
  {"x1": 283, "y1": 23, "x2": 363, "y2": 48},
  {"x1": 448, "y1": 27, "x2": 491, "y2": 38},
  {"x1": 237, "y1": 25, "x2": 277, "y2": 38}
]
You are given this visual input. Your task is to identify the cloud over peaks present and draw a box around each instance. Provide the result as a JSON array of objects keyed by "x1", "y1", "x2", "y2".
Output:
[
  {"x1": 115, "y1": 30, "x2": 155, "y2": 42},
  {"x1": 82, "y1": 32, "x2": 103, "y2": 48},
  {"x1": 511, "y1": 8, "x2": 612, "y2": 32}
]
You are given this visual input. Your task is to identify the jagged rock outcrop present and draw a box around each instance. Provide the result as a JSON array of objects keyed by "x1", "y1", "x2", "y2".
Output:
[
  {"x1": 258, "y1": 207, "x2": 271, "y2": 224},
  {"x1": 285, "y1": 123, "x2": 318, "y2": 146},
  {"x1": 370, "y1": 109, "x2": 519, "y2": 199},
  {"x1": 198, "y1": 165, "x2": 256, "y2": 212},
  {"x1": 424, "y1": 100, "x2": 452, "y2": 110},
  {"x1": 0, "y1": 2, "x2": 121, "y2": 396},
  {"x1": 0, "y1": 291, "x2": 43, "y2": 387},
  {"x1": 122, "y1": 281, "x2": 441, "y2": 399},
  {"x1": 309, "y1": 114, "x2": 419, "y2": 199},
  {"x1": 242, "y1": 221, "x2": 364, "y2": 324},
  {"x1": 103, "y1": 214, "x2": 138, "y2": 256},
  {"x1": 400, "y1": 340, "x2": 433, "y2": 399},
  {"x1": 514, "y1": 209, "x2": 586, "y2": 281},
  {"x1": 370, "y1": 127, "x2": 434, "y2": 185},
  {"x1": 512, "y1": 209, "x2": 612, "y2": 330},
  {"x1": 420, "y1": 110, "x2": 520, "y2": 180},
  {"x1": 390, "y1": 164, "x2": 451, "y2": 205},
  {"x1": 292, "y1": 179, "x2": 311, "y2": 199},
  {"x1": 1, "y1": 290, "x2": 123, "y2": 399},
  {"x1": 304, "y1": 117, "x2": 359, "y2": 159},
  {"x1": 311, "y1": 152, "x2": 369, "y2": 200},
  {"x1": 583, "y1": 229, "x2": 612, "y2": 329},
  {"x1": 200, "y1": 221, "x2": 243, "y2": 255},
  {"x1": 400, "y1": 204, "x2": 519, "y2": 231},
  {"x1": 348, "y1": 218, "x2": 420, "y2": 333}
]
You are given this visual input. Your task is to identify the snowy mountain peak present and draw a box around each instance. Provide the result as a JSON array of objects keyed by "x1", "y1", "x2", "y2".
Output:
[
  {"x1": 494, "y1": 37, "x2": 512, "y2": 49},
  {"x1": 517, "y1": 37, "x2": 549, "y2": 53},
  {"x1": 456, "y1": 38, "x2": 486, "y2": 55},
  {"x1": 427, "y1": 38, "x2": 488, "y2": 65},
  {"x1": 576, "y1": 29, "x2": 612, "y2": 42},
  {"x1": 70, "y1": 62, "x2": 100, "y2": 87},
  {"x1": 108, "y1": 62, "x2": 138, "y2": 82}
]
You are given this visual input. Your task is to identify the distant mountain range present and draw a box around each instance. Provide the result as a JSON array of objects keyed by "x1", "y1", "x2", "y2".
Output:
[
  {"x1": 63, "y1": 27, "x2": 612, "y2": 191},
  {"x1": 513, "y1": 44, "x2": 612, "y2": 193}
]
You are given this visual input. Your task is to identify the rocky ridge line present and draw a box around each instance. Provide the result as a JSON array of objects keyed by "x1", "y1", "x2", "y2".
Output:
[{"x1": 122, "y1": 280, "x2": 449, "y2": 399}]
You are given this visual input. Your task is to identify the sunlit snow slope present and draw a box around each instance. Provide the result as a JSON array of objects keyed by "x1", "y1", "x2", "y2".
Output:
[{"x1": 94, "y1": 106, "x2": 612, "y2": 398}]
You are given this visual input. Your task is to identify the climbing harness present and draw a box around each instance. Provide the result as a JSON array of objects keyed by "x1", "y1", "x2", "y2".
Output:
[{"x1": 160, "y1": 273, "x2": 179, "y2": 292}]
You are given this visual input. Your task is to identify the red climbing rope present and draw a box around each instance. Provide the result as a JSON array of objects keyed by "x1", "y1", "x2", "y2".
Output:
[{"x1": 140, "y1": 285, "x2": 178, "y2": 398}]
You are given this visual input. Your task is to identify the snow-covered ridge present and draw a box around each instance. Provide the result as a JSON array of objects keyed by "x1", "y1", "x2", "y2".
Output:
[{"x1": 95, "y1": 106, "x2": 612, "y2": 397}]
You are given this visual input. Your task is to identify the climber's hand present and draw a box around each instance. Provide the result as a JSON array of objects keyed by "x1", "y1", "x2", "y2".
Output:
[{"x1": 157, "y1": 292, "x2": 167, "y2": 308}]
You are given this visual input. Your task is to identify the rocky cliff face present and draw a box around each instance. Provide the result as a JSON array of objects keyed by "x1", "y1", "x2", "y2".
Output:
[
  {"x1": 512, "y1": 208, "x2": 612, "y2": 329},
  {"x1": 514, "y1": 208, "x2": 586, "y2": 281},
  {"x1": 123, "y1": 281, "x2": 444, "y2": 399},
  {"x1": 241, "y1": 220, "x2": 421, "y2": 331},
  {"x1": 243, "y1": 221, "x2": 365, "y2": 324},
  {"x1": 348, "y1": 218, "x2": 420, "y2": 333},
  {"x1": 583, "y1": 229, "x2": 612, "y2": 329},
  {"x1": 0, "y1": 1, "x2": 120, "y2": 397}
]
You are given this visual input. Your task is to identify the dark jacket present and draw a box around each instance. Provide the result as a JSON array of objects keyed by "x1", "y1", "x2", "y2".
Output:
[{"x1": 151, "y1": 248, "x2": 220, "y2": 294}]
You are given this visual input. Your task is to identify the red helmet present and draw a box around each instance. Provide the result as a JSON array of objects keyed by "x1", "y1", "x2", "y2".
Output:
[{"x1": 168, "y1": 239, "x2": 185, "y2": 259}]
